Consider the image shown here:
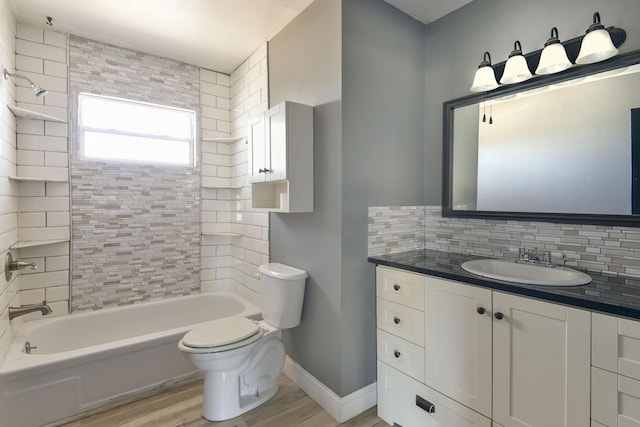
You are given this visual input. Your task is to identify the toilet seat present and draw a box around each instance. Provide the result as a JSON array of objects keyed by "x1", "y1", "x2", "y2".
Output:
[{"x1": 181, "y1": 317, "x2": 264, "y2": 353}]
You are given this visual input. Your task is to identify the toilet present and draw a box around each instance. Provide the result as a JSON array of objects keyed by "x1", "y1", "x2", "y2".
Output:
[{"x1": 178, "y1": 263, "x2": 307, "y2": 421}]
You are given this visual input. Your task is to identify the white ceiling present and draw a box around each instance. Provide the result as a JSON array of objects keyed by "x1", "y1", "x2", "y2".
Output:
[{"x1": 9, "y1": 0, "x2": 472, "y2": 75}]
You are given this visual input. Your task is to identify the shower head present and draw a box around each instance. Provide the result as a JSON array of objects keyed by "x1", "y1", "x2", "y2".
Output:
[
  {"x1": 33, "y1": 86, "x2": 48, "y2": 97},
  {"x1": 3, "y1": 68, "x2": 48, "y2": 97}
]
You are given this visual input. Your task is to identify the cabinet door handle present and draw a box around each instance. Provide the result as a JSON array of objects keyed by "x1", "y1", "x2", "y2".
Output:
[
  {"x1": 416, "y1": 395, "x2": 436, "y2": 413},
  {"x1": 495, "y1": 312, "x2": 504, "y2": 320},
  {"x1": 477, "y1": 307, "x2": 486, "y2": 315},
  {"x1": 393, "y1": 317, "x2": 401, "y2": 325},
  {"x1": 393, "y1": 283, "x2": 400, "y2": 291},
  {"x1": 393, "y1": 350, "x2": 401, "y2": 358}
]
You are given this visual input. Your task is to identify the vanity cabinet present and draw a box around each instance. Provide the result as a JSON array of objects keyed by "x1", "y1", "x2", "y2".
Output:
[
  {"x1": 591, "y1": 313, "x2": 640, "y2": 426},
  {"x1": 249, "y1": 101, "x2": 313, "y2": 212},
  {"x1": 376, "y1": 266, "x2": 591, "y2": 427}
]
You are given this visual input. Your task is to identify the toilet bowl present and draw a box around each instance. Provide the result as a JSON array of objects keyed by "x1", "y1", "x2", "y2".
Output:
[{"x1": 179, "y1": 263, "x2": 307, "y2": 421}]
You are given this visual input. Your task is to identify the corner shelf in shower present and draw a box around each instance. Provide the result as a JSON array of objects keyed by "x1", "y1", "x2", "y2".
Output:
[
  {"x1": 7, "y1": 106, "x2": 67, "y2": 122},
  {"x1": 202, "y1": 232, "x2": 242, "y2": 237},
  {"x1": 9, "y1": 176, "x2": 69, "y2": 183},
  {"x1": 10, "y1": 239, "x2": 69, "y2": 249},
  {"x1": 201, "y1": 176, "x2": 243, "y2": 189},
  {"x1": 201, "y1": 136, "x2": 247, "y2": 145}
]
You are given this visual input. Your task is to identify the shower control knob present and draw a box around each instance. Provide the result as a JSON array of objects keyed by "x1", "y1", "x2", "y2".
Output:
[{"x1": 393, "y1": 317, "x2": 401, "y2": 325}]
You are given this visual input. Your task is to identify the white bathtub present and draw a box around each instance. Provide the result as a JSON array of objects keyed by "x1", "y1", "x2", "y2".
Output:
[{"x1": 0, "y1": 291, "x2": 260, "y2": 427}]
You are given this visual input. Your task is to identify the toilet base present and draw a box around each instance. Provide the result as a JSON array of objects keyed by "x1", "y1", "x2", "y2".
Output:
[{"x1": 199, "y1": 335, "x2": 286, "y2": 421}]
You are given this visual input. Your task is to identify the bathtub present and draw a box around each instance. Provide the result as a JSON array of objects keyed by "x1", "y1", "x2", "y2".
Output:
[{"x1": 0, "y1": 291, "x2": 260, "y2": 427}]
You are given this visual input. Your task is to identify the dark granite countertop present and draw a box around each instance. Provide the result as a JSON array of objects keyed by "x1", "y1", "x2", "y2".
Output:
[{"x1": 368, "y1": 249, "x2": 640, "y2": 321}]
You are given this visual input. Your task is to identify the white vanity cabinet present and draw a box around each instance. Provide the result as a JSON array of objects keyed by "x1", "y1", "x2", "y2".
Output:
[
  {"x1": 375, "y1": 266, "x2": 591, "y2": 427},
  {"x1": 249, "y1": 101, "x2": 313, "y2": 212},
  {"x1": 591, "y1": 313, "x2": 640, "y2": 426}
]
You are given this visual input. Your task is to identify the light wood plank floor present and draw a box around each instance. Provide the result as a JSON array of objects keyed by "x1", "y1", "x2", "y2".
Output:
[{"x1": 61, "y1": 375, "x2": 391, "y2": 427}]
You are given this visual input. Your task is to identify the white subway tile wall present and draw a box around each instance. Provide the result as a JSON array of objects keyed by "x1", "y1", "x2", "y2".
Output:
[
  {"x1": 13, "y1": 23, "x2": 71, "y2": 323},
  {"x1": 0, "y1": 0, "x2": 17, "y2": 362},
  {"x1": 368, "y1": 206, "x2": 640, "y2": 278},
  {"x1": 68, "y1": 36, "x2": 201, "y2": 311},
  {"x1": 200, "y1": 44, "x2": 269, "y2": 305}
]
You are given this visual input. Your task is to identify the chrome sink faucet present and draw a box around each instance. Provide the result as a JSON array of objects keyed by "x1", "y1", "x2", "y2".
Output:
[
  {"x1": 518, "y1": 248, "x2": 553, "y2": 267},
  {"x1": 9, "y1": 300, "x2": 52, "y2": 320}
]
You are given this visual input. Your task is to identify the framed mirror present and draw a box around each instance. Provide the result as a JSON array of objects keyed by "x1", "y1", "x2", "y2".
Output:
[{"x1": 443, "y1": 49, "x2": 640, "y2": 226}]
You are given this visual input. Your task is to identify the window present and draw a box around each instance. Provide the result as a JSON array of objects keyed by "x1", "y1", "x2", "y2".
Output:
[{"x1": 78, "y1": 93, "x2": 196, "y2": 166}]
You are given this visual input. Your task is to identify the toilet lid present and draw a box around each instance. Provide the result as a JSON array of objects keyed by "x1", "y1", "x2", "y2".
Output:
[{"x1": 182, "y1": 317, "x2": 262, "y2": 349}]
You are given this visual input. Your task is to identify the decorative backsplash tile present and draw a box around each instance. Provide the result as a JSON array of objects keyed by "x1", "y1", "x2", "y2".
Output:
[
  {"x1": 369, "y1": 205, "x2": 640, "y2": 279},
  {"x1": 68, "y1": 36, "x2": 201, "y2": 311}
]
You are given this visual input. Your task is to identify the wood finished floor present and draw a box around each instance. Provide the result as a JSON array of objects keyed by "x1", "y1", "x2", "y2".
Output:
[{"x1": 61, "y1": 375, "x2": 391, "y2": 427}]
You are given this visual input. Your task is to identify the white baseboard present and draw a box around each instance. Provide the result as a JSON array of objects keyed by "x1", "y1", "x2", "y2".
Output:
[{"x1": 283, "y1": 356, "x2": 377, "y2": 423}]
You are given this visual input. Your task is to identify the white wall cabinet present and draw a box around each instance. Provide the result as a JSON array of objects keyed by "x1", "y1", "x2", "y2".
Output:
[
  {"x1": 249, "y1": 101, "x2": 313, "y2": 212},
  {"x1": 376, "y1": 266, "x2": 592, "y2": 427}
]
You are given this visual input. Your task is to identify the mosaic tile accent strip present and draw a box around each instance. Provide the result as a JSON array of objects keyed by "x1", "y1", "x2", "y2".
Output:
[
  {"x1": 68, "y1": 36, "x2": 201, "y2": 311},
  {"x1": 369, "y1": 205, "x2": 640, "y2": 279},
  {"x1": 368, "y1": 206, "x2": 425, "y2": 256}
]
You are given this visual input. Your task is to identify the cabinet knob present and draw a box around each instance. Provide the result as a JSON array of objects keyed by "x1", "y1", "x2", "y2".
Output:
[
  {"x1": 393, "y1": 317, "x2": 401, "y2": 325},
  {"x1": 495, "y1": 312, "x2": 504, "y2": 320},
  {"x1": 476, "y1": 307, "x2": 486, "y2": 315},
  {"x1": 394, "y1": 350, "x2": 401, "y2": 358},
  {"x1": 393, "y1": 284, "x2": 400, "y2": 291}
]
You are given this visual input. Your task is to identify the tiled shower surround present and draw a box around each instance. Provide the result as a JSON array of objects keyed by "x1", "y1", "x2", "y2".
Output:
[
  {"x1": 369, "y1": 205, "x2": 640, "y2": 278},
  {"x1": 69, "y1": 36, "x2": 201, "y2": 311}
]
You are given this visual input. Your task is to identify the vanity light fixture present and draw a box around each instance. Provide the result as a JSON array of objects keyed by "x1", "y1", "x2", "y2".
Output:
[
  {"x1": 470, "y1": 52, "x2": 499, "y2": 92},
  {"x1": 536, "y1": 27, "x2": 572, "y2": 75},
  {"x1": 576, "y1": 12, "x2": 618, "y2": 65},
  {"x1": 2, "y1": 68, "x2": 48, "y2": 97},
  {"x1": 500, "y1": 41, "x2": 533, "y2": 84}
]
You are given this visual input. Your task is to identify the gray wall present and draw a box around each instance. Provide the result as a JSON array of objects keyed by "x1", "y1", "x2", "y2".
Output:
[
  {"x1": 269, "y1": 0, "x2": 425, "y2": 396},
  {"x1": 424, "y1": 0, "x2": 640, "y2": 204}
]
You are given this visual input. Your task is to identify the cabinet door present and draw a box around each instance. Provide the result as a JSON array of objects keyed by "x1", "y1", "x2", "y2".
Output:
[
  {"x1": 249, "y1": 114, "x2": 266, "y2": 182},
  {"x1": 492, "y1": 293, "x2": 590, "y2": 427},
  {"x1": 424, "y1": 276, "x2": 492, "y2": 418},
  {"x1": 266, "y1": 102, "x2": 287, "y2": 182}
]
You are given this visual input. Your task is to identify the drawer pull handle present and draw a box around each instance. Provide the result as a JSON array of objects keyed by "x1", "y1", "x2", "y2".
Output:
[
  {"x1": 393, "y1": 350, "x2": 401, "y2": 358},
  {"x1": 416, "y1": 395, "x2": 436, "y2": 413},
  {"x1": 495, "y1": 312, "x2": 504, "y2": 320},
  {"x1": 393, "y1": 317, "x2": 401, "y2": 325},
  {"x1": 393, "y1": 283, "x2": 400, "y2": 291},
  {"x1": 477, "y1": 307, "x2": 486, "y2": 315}
]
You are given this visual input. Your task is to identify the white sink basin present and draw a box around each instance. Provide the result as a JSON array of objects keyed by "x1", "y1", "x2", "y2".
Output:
[{"x1": 461, "y1": 259, "x2": 592, "y2": 287}]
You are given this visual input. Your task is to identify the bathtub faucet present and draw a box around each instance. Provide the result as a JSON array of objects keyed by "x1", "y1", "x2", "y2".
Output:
[
  {"x1": 8, "y1": 300, "x2": 52, "y2": 320},
  {"x1": 8, "y1": 260, "x2": 37, "y2": 272}
]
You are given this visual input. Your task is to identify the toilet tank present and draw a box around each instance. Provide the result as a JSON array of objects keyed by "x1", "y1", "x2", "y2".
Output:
[{"x1": 259, "y1": 263, "x2": 307, "y2": 329}]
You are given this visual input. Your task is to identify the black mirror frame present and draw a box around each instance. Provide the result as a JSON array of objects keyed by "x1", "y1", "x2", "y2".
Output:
[{"x1": 443, "y1": 46, "x2": 640, "y2": 227}]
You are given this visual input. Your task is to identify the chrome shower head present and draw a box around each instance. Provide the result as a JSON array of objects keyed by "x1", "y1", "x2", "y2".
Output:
[
  {"x1": 3, "y1": 68, "x2": 48, "y2": 97},
  {"x1": 33, "y1": 86, "x2": 48, "y2": 97}
]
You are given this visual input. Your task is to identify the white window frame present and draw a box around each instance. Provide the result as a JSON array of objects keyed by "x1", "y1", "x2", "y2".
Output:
[{"x1": 77, "y1": 93, "x2": 197, "y2": 166}]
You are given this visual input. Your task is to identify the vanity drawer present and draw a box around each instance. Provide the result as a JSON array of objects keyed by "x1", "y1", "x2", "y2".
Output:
[
  {"x1": 377, "y1": 329, "x2": 425, "y2": 382},
  {"x1": 591, "y1": 367, "x2": 640, "y2": 427},
  {"x1": 377, "y1": 362, "x2": 491, "y2": 427},
  {"x1": 376, "y1": 266, "x2": 425, "y2": 310},
  {"x1": 377, "y1": 298, "x2": 425, "y2": 346},
  {"x1": 592, "y1": 313, "x2": 640, "y2": 381}
]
